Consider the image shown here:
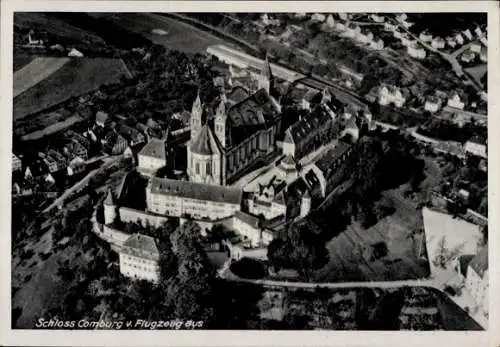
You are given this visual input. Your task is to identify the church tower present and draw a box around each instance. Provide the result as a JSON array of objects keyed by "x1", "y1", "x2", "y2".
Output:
[
  {"x1": 214, "y1": 98, "x2": 228, "y2": 148},
  {"x1": 190, "y1": 90, "x2": 203, "y2": 142},
  {"x1": 104, "y1": 189, "x2": 117, "y2": 225},
  {"x1": 258, "y1": 55, "x2": 273, "y2": 93}
]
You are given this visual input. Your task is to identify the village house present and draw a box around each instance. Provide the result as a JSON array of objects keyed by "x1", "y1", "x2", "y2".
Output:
[
  {"x1": 68, "y1": 48, "x2": 84, "y2": 57},
  {"x1": 119, "y1": 233, "x2": 160, "y2": 282},
  {"x1": 137, "y1": 138, "x2": 168, "y2": 176},
  {"x1": 424, "y1": 96, "x2": 442, "y2": 113},
  {"x1": 447, "y1": 92, "x2": 465, "y2": 110},
  {"x1": 480, "y1": 49, "x2": 487, "y2": 63},
  {"x1": 463, "y1": 29, "x2": 473, "y2": 41},
  {"x1": 470, "y1": 43, "x2": 482, "y2": 53},
  {"x1": 357, "y1": 28, "x2": 374, "y2": 44},
  {"x1": 474, "y1": 26, "x2": 483, "y2": 37},
  {"x1": 118, "y1": 124, "x2": 146, "y2": 147},
  {"x1": 335, "y1": 20, "x2": 347, "y2": 31},
  {"x1": 447, "y1": 37, "x2": 457, "y2": 48},
  {"x1": 63, "y1": 140, "x2": 88, "y2": 161},
  {"x1": 464, "y1": 136, "x2": 487, "y2": 159},
  {"x1": 419, "y1": 30, "x2": 433, "y2": 42},
  {"x1": 67, "y1": 156, "x2": 86, "y2": 176},
  {"x1": 378, "y1": 85, "x2": 409, "y2": 108},
  {"x1": 324, "y1": 14, "x2": 335, "y2": 29},
  {"x1": 345, "y1": 23, "x2": 361, "y2": 38},
  {"x1": 311, "y1": 13, "x2": 326, "y2": 23},
  {"x1": 370, "y1": 14, "x2": 385, "y2": 23},
  {"x1": 146, "y1": 177, "x2": 243, "y2": 220},
  {"x1": 480, "y1": 35, "x2": 488, "y2": 47},
  {"x1": 338, "y1": 13, "x2": 350, "y2": 21},
  {"x1": 105, "y1": 132, "x2": 128, "y2": 155},
  {"x1": 455, "y1": 33, "x2": 465, "y2": 45},
  {"x1": 461, "y1": 51, "x2": 476, "y2": 63},
  {"x1": 96, "y1": 111, "x2": 110, "y2": 128},
  {"x1": 42, "y1": 150, "x2": 67, "y2": 173},
  {"x1": 370, "y1": 38, "x2": 384, "y2": 50},
  {"x1": 384, "y1": 22, "x2": 397, "y2": 32},
  {"x1": 393, "y1": 28, "x2": 404, "y2": 39},
  {"x1": 431, "y1": 37, "x2": 445, "y2": 49},
  {"x1": 12, "y1": 154, "x2": 22, "y2": 172}
]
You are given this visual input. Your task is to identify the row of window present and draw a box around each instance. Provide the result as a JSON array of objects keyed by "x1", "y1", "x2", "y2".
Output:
[
  {"x1": 125, "y1": 255, "x2": 155, "y2": 265},
  {"x1": 123, "y1": 261, "x2": 157, "y2": 273}
]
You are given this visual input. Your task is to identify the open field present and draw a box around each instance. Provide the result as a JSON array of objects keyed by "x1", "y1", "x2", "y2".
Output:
[
  {"x1": 13, "y1": 54, "x2": 35, "y2": 72},
  {"x1": 464, "y1": 64, "x2": 487, "y2": 86},
  {"x1": 14, "y1": 57, "x2": 70, "y2": 98},
  {"x1": 14, "y1": 57, "x2": 132, "y2": 120},
  {"x1": 314, "y1": 188, "x2": 428, "y2": 283},
  {"x1": 20, "y1": 114, "x2": 84, "y2": 140},
  {"x1": 91, "y1": 13, "x2": 228, "y2": 54},
  {"x1": 14, "y1": 12, "x2": 105, "y2": 44}
]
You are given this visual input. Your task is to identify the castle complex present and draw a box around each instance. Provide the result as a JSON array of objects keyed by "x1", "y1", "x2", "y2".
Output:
[{"x1": 187, "y1": 57, "x2": 281, "y2": 186}]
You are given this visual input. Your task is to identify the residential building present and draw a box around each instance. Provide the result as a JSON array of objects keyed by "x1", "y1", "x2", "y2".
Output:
[
  {"x1": 470, "y1": 43, "x2": 482, "y2": 53},
  {"x1": 455, "y1": 33, "x2": 465, "y2": 45},
  {"x1": 370, "y1": 14, "x2": 385, "y2": 23},
  {"x1": 480, "y1": 49, "x2": 487, "y2": 62},
  {"x1": 463, "y1": 29, "x2": 473, "y2": 41},
  {"x1": 424, "y1": 96, "x2": 442, "y2": 113},
  {"x1": 378, "y1": 85, "x2": 409, "y2": 108},
  {"x1": 282, "y1": 102, "x2": 340, "y2": 159},
  {"x1": 231, "y1": 211, "x2": 264, "y2": 248},
  {"x1": 384, "y1": 22, "x2": 397, "y2": 32},
  {"x1": 338, "y1": 13, "x2": 349, "y2": 21},
  {"x1": 431, "y1": 37, "x2": 445, "y2": 49},
  {"x1": 335, "y1": 20, "x2": 347, "y2": 31},
  {"x1": 67, "y1": 156, "x2": 86, "y2": 176},
  {"x1": 480, "y1": 35, "x2": 488, "y2": 47},
  {"x1": 105, "y1": 132, "x2": 128, "y2": 155},
  {"x1": 119, "y1": 233, "x2": 160, "y2": 282},
  {"x1": 247, "y1": 175, "x2": 287, "y2": 220},
  {"x1": 407, "y1": 44, "x2": 426, "y2": 60},
  {"x1": 325, "y1": 14, "x2": 335, "y2": 28},
  {"x1": 464, "y1": 136, "x2": 487, "y2": 159},
  {"x1": 63, "y1": 140, "x2": 88, "y2": 161},
  {"x1": 447, "y1": 93, "x2": 465, "y2": 110},
  {"x1": 447, "y1": 37, "x2": 457, "y2": 48},
  {"x1": 370, "y1": 38, "x2": 384, "y2": 50},
  {"x1": 474, "y1": 26, "x2": 483, "y2": 37},
  {"x1": 146, "y1": 177, "x2": 243, "y2": 220},
  {"x1": 96, "y1": 111, "x2": 110, "y2": 128},
  {"x1": 137, "y1": 138, "x2": 168, "y2": 176},
  {"x1": 118, "y1": 124, "x2": 146, "y2": 147},
  {"x1": 311, "y1": 13, "x2": 326, "y2": 23},
  {"x1": 12, "y1": 154, "x2": 22, "y2": 172},
  {"x1": 187, "y1": 61, "x2": 281, "y2": 186},
  {"x1": 68, "y1": 48, "x2": 84, "y2": 57},
  {"x1": 419, "y1": 30, "x2": 433, "y2": 42},
  {"x1": 345, "y1": 23, "x2": 361, "y2": 38}
]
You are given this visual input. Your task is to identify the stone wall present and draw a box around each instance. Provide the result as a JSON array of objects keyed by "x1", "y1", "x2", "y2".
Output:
[{"x1": 119, "y1": 206, "x2": 169, "y2": 228}]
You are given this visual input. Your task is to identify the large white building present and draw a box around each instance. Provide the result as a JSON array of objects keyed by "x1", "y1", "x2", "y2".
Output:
[
  {"x1": 137, "y1": 138, "x2": 168, "y2": 176},
  {"x1": 378, "y1": 85, "x2": 408, "y2": 108},
  {"x1": 146, "y1": 177, "x2": 243, "y2": 220},
  {"x1": 119, "y1": 233, "x2": 160, "y2": 282},
  {"x1": 247, "y1": 175, "x2": 288, "y2": 220}
]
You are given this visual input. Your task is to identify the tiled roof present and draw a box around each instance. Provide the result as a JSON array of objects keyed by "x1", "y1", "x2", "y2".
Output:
[
  {"x1": 190, "y1": 123, "x2": 222, "y2": 155},
  {"x1": 121, "y1": 233, "x2": 159, "y2": 261},
  {"x1": 228, "y1": 88, "x2": 280, "y2": 128},
  {"x1": 314, "y1": 141, "x2": 352, "y2": 173},
  {"x1": 468, "y1": 247, "x2": 488, "y2": 279},
  {"x1": 284, "y1": 105, "x2": 333, "y2": 144},
  {"x1": 227, "y1": 86, "x2": 250, "y2": 104},
  {"x1": 149, "y1": 177, "x2": 243, "y2": 205},
  {"x1": 139, "y1": 138, "x2": 167, "y2": 160},
  {"x1": 234, "y1": 211, "x2": 261, "y2": 229}
]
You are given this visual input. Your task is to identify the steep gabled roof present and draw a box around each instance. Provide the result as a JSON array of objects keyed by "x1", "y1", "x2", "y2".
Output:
[
  {"x1": 190, "y1": 123, "x2": 222, "y2": 155},
  {"x1": 138, "y1": 138, "x2": 167, "y2": 160},
  {"x1": 121, "y1": 233, "x2": 159, "y2": 261},
  {"x1": 104, "y1": 189, "x2": 115, "y2": 205}
]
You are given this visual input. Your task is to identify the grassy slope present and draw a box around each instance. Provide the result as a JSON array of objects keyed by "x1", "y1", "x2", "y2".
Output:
[{"x1": 14, "y1": 58, "x2": 132, "y2": 120}]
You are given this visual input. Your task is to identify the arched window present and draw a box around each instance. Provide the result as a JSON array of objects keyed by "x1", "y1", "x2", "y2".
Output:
[
  {"x1": 195, "y1": 162, "x2": 200, "y2": 174},
  {"x1": 206, "y1": 161, "x2": 212, "y2": 175}
]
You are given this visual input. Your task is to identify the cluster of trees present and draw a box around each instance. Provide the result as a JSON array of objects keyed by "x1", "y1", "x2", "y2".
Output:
[
  {"x1": 268, "y1": 132, "x2": 425, "y2": 279},
  {"x1": 267, "y1": 222, "x2": 329, "y2": 280},
  {"x1": 419, "y1": 118, "x2": 487, "y2": 144}
]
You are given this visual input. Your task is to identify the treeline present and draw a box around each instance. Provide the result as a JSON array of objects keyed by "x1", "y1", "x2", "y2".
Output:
[{"x1": 47, "y1": 13, "x2": 152, "y2": 49}]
